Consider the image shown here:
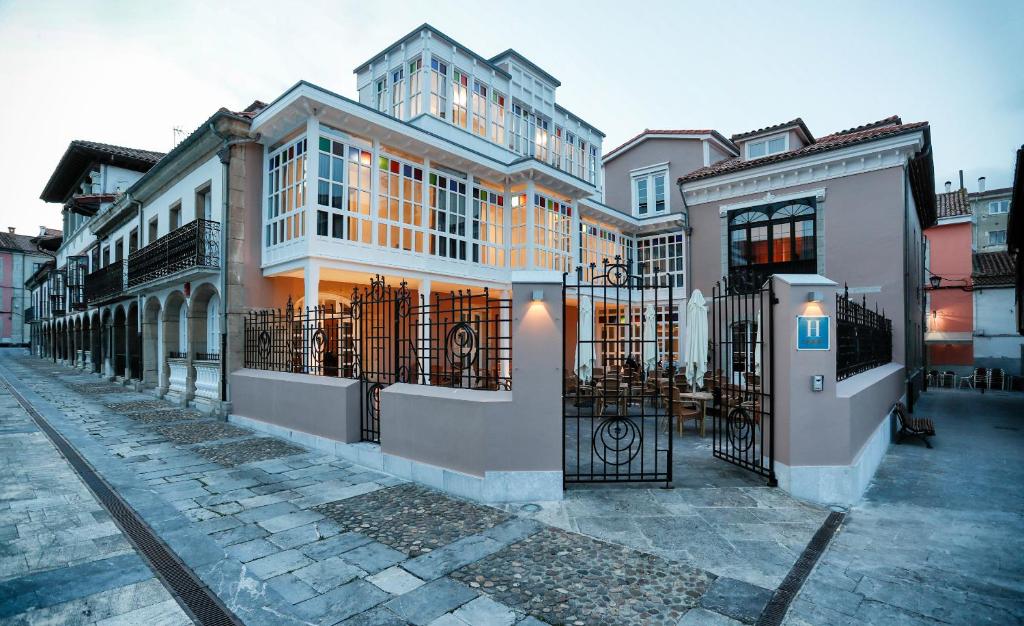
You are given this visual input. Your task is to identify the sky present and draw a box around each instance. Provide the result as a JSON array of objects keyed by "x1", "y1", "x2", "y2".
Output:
[{"x1": 0, "y1": 0, "x2": 1021, "y2": 236}]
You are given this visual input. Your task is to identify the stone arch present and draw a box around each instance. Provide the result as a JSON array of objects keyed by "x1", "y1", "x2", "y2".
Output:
[
  {"x1": 89, "y1": 311, "x2": 101, "y2": 373},
  {"x1": 74, "y1": 317, "x2": 83, "y2": 367},
  {"x1": 127, "y1": 301, "x2": 141, "y2": 381},
  {"x1": 162, "y1": 291, "x2": 190, "y2": 400},
  {"x1": 113, "y1": 305, "x2": 127, "y2": 378},
  {"x1": 188, "y1": 282, "x2": 221, "y2": 359},
  {"x1": 143, "y1": 296, "x2": 162, "y2": 389}
]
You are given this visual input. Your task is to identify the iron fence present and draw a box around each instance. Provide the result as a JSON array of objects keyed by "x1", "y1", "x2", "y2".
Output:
[
  {"x1": 244, "y1": 299, "x2": 357, "y2": 377},
  {"x1": 127, "y1": 219, "x2": 220, "y2": 288},
  {"x1": 836, "y1": 285, "x2": 893, "y2": 381}
]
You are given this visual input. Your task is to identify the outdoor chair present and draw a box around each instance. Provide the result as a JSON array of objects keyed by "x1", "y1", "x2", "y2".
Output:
[
  {"x1": 939, "y1": 371, "x2": 956, "y2": 388},
  {"x1": 989, "y1": 368, "x2": 1006, "y2": 391},
  {"x1": 957, "y1": 373, "x2": 973, "y2": 389},
  {"x1": 670, "y1": 387, "x2": 704, "y2": 436},
  {"x1": 893, "y1": 401, "x2": 935, "y2": 448},
  {"x1": 972, "y1": 367, "x2": 989, "y2": 392}
]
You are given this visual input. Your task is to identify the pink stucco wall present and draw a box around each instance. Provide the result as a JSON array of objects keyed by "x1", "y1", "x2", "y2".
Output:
[{"x1": 923, "y1": 221, "x2": 973, "y2": 365}]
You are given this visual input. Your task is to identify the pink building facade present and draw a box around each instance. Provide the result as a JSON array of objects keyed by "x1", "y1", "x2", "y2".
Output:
[{"x1": 924, "y1": 189, "x2": 974, "y2": 373}]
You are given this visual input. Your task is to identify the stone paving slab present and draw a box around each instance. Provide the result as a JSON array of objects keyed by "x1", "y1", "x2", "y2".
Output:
[
  {"x1": 103, "y1": 399, "x2": 173, "y2": 412},
  {"x1": 123, "y1": 408, "x2": 205, "y2": 423},
  {"x1": 194, "y1": 437, "x2": 307, "y2": 466},
  {"x1": 451, "y1": 526, "x2": 714, "y2": 625},
  {"x1": 313, "y1": 483, "x2": 512, "y2": 557}
]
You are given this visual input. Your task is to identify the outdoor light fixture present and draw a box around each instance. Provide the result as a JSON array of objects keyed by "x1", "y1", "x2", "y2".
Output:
[
  {"x1": 929, "y1": 275, "x2": 942, "y2": 289},
  {"x1": 531, "y1": 290, "x2": 544, "y2": 302},
  {"x1": 807, "y1": 291, "x2": 823, "y2": 303}
]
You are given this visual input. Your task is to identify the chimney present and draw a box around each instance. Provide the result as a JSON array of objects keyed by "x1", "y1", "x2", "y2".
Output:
[
  {"x1": 6, "y1": 227, "x2": 14, "y2": 234},
  {"x1": 959, "y1": 169, "x2": 965, "y2": 190},
  {"x1": 978, "y1": 176, "x2": 986, "y2": 193},
  {"x1": 945, "y1": 181, "x2": 952, "y2": 192}
]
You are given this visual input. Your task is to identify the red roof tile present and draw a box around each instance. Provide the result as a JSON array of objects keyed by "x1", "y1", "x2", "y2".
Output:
[
  {"x1": 679, "y1": 116, "x2": 928, "y2": 183},
  {"x1": 935, "y1": 189, "x2": 971, "y2": 219},
  {"x1": 731, "y1": 117, "x2": 814, "y2": 143}
]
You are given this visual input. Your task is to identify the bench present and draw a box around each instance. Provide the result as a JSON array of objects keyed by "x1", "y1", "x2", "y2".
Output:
[{"x1": 893, "y1": 401, "x2": 935, "y2": 448}]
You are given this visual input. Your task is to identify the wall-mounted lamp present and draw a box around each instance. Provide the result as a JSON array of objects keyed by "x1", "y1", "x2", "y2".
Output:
[
  {"x1": 531, "y1": 290, "x2": 544, "y2": 302},
  {"x1": 806, "y1": 291, "x2": 823, "y2": 303},
  {"x1": 929, "y1": 275, "x2": 942, "y2": 289}
]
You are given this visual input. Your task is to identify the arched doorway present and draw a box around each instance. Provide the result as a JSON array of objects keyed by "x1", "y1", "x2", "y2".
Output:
[
  {"x1": 113, "y1": 307, "x2": 127, "y2": 378},
  {"x1": 90, "y1": 312, "x2": 102, "y2": 373},
  {"x1": 143, "y1": 297, "x2": 162, "y2": 389},
  {"x1": 163, "y1": 292, "x2": 189, "y2": 401},
  {"x1": 188, "y1": 283, "x2": 221, "y2": 406},
  {"x1": 127, "y1": 302, "x2": 142, "y2": 381}
]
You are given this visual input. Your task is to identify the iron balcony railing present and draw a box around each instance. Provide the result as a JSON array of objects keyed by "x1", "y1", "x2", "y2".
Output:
[
  {"x1": 48, "y1": 269, "x2": 67, "y2": 315},
  {"x1": 127, "y1": 219, "x2": 220, "y2": 289},
  {"x1": 727, "y1": 260, "x2": 816, "y2": 295},
  {"x1": 67, "y1": 255, "x2": 88, "y2": 310},
  {"x1": 84, "y1": 259, "x2": 127, "y2": 304},
  {"x1": 836, "y1": 284, "x2": 893, "y2": 381}
]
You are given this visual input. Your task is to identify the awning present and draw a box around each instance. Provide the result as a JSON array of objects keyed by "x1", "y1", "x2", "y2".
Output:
[{"x1": 924, "y1": 331, "x2": 973, "y2": 344}]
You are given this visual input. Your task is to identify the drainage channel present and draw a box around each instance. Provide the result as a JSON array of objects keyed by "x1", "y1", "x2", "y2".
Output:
[
  {"x1": 0, "y1": 374, "x2": 243, "y2": 626},
  {"x1": 755, "y1": 510, "x2": 846, "y2": 626}
]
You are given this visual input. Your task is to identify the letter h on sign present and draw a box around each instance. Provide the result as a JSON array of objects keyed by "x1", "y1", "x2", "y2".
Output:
[{"x1": 797, "y1": 315, "x2": 830, "y2": 351}]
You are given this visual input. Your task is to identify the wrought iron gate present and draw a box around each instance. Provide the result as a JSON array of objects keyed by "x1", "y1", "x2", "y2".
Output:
[
  {"x1": 353, "y1": 276, "x2": 416, "y2": 443},
  {"x1": 563, "y1": 259, "x2": 675, "y2": 486},
  {"x1": 709, "y1": 274, "x2": 777, "y2": 484}
]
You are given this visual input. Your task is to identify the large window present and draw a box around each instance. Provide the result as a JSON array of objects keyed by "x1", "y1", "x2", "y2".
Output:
[
  {"x1": 580, "y1": 221, "x2": 631, "y2": 271},
  {"x1": 471, "y1": 81, "x2": 488, "y2": 137},
  {"x1": 988, "y1": 200, "x2": 1009, "y2": 214},
  {"x1": 377, "y1": 155, "x2": 425, "y2": 252},
  {"x1": 636, "y1": 233, "x2": 684, "y2": 288},
  {"x1": 490, "y1": 91, "x2": 505, "y2": 145},
  {"x1": 564, "y1": 131, "x2": 576, "y2": 175},
  {"x1": 472, "y1": 186, "x2": 504, "y2": 267},
  {"x1": 509, "y1": 103, "x2": 529, "y2": 155},
  {"x1": 266, "y1": 137, "x2": 307, "y2": 248},
  {"x1": 408, "y1": 59, "x2": 423, "y2": 117},
  {"x1": 728, "y1": 199, "x2": 816, "y2": 283},
  {"x1": 588, "y1": 145, "x2": 598, "y2": 184},
  {"x1": 746, "y1": 134, "x2": 787, "y2": 159},
  {"x1": 534, "y1": 115, "x2": 550, "y2": 162},
  {"x1": 428, "y1": 172, "x2": 468, "y2": 260},
  {"x1": 429, "y1": 58, "x2": 448, "y2": 119},
  {"x1": 631, "y1": 167, "x2": 668, "y2": 216},
  {"x1": 316, "y1": 136, "x2": 347, "y2": 241},
  {"x1": 988, "y1": 229, "x2": 1007, "y2": 245},
  {"x1": 390, "y1": 67, "x2": 405, "y2": 117},
  {"x1": 532, "y1": 193, "x2": 572, "y2": 271},
  {"x1": 452, "y1": 69, "x2": 469, "y2": 128}
]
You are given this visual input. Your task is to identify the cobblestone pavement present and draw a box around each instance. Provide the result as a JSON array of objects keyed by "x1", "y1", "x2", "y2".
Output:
[
  {"x1": 2, "y1": 353, "x2": 762, "y2": 625},
  {"x1": 0, "y1": 376, "x2": 192, "y2": 625},
  {"x1": 785, "y1": 388, "x2": 1024, "y2": 625}
]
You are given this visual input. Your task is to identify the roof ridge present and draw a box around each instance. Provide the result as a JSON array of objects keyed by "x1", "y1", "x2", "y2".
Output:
[{"x1": 826, "y1": 115, "x2": 903, "y2": 138}]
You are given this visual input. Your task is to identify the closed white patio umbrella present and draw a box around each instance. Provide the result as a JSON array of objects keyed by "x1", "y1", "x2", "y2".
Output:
[
  {"x1": 642, "y1": 304, "x2": 658, "y2": 373},
  {"x1": 684, "y1": 289, "x2": 709, "y2": 389},
  {"x1": 574, "y1": 295, "x2": 596, "y2": 381},
  {"x1": 754, "y1": 311, "x2": 762, "y2": 378}
]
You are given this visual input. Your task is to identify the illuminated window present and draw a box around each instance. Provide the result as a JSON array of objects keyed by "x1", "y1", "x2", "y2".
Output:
[
  {"x1": 597, "y1": 304, "x2": 679, "y2": 367},
  {"x1": 408, "y1": 58, "x2": 423, "y2": 117},
  {"x1": 377, "y1": 155, "x2": 425, "y2": 252},
  {"x1": 452, "y1": 69, "x2": 469, "y2": 128},
  {"x1": 472, "y1": 186, "x2": 504, "y2": 267},
  {"x1": 490, "y1": 91, "x2": 505, "y2": 145},
  {"x1": 728, "y1": 199, "x2": 816, "y2": 278},
  {"x1": 534, "y1": 115, "x2": 550, "y2": 162},
  {"x1": 471, "y1": 81, "x2": 488, "y2": 137},
  {"x1": 266, "y1": 137, "x2": 306, "y2": 248},
  {"x1": 580, "y1": 220, "x2": 631, "y2": 272},
  {"x1": 532, "y1": 193, "x2": 572, "y2": 271},
  {"x1": 429, "y1": 58, "x2": 448, "y2": 119},
  {"x1": 390, "y1": 67, "x2": 405, "y2": 118},
  {"x1": 428, "y1": 173, "x2": 467, "y2": 260}
]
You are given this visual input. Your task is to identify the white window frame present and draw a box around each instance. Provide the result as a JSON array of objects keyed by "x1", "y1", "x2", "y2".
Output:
[
  {"x1": 745, "y1": 133, "x2": 789, "y2": 160},
  {"x1": 206, "y1": 294, "x2": 220, "y2": 353},
  {"x1": 374, "y1": 75, "x2": 387, "y2": 113},
  {"x1": 988, "y1": 229, "x2": 1007, "y2": 245},
  {"x1": 988, "y1": 200, "x2": 1009, "y2": 215},
  {"x1": 390, "y1": 66, "x2": 405, "y2": 118},
  {"x1": 630, "y1": 163, "x2": 670, "y2": 217}
]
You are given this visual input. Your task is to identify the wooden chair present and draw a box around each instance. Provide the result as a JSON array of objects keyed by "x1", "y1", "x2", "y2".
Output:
[
  {"x1": 670, "y1": 387, "x2": 704, "y2": 436},
  {"x1": 893, "y1": 401, "x2": 935, "y2": 448}
]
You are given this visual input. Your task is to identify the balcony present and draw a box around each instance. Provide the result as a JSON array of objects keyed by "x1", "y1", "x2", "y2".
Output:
[
  {"x1": 67, "y1": 256, "x2": 88, "y2": 311},
  {"x1": 48, "y1": 269, "x2": 67, "y2": 315},
  {"x1": 85, "y1": 259, "x2": 127, "y2": 304},
  {"x1": 727, "y1": 260, "x2": 816, "y2": 294},
  {"x1": 128, "y1": 219, "x2": 220, "y2": 289}
]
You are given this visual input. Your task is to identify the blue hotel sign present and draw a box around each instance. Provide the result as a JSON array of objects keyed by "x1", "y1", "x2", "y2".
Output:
[{"x1": 797, "y1": 315, "x2": 830, "y2": 351}]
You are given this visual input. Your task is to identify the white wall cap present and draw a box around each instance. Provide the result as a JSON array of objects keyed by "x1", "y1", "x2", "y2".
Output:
[
  {"x1": 774, "y1": 274, "x2": 839, "y2": 287},
  {"x1": 511, "y1": 270, "x2": 564, "y2": 284}
]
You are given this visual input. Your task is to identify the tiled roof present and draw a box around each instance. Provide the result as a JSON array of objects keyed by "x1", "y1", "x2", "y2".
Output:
[
  {"x1": 731, "y1": 117, "x2": 814, "y2": 143},
  {"x1": 936, "y1": 189, "x2": 971, "y2": 219},
  {"x1": 0, "y1": 232, "x2": 44, "y2": 253},
  {"x1": 972, "y1": 250, "x2": 1014, "y2": 287},
  {"x1": 70, "y1": 140, "x2": 165, "y2": 164},
  {"x1": 603, "y1": 129, "x2": 735, "y2": 162},
  {"x1": 679, "y1": 116, "x2": 928, "y2": 183}
]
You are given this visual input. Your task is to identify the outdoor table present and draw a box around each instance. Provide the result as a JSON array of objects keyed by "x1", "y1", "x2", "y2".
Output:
[{"x1": 678, "y1": 391, "x2": 713, "y2": 436}]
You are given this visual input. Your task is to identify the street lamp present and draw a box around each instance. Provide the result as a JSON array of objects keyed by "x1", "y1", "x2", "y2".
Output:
[{"x1": 928, "y1": 274, "x2": 942, "y2": 289}]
